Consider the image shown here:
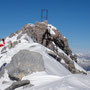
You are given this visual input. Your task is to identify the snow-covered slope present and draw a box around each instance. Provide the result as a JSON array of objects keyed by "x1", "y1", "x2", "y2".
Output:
[
  {"x1": 0, "y1": 22, "x2": 89, "y2": 90},
  {"x1": 22, "y1": 73, "x2": 90, "y2": 90},
  {"x1": 0, "y1": 37, "x2": 70, "y2": 90}
]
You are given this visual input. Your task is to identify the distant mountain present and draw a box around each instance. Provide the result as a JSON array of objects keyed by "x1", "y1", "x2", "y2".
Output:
[
  {"x1": 77, "y1": 53, "x2": 90, "y2": 60},
  {"x1": 76, "y1": 53, "x2": 90, "y2": 71}
]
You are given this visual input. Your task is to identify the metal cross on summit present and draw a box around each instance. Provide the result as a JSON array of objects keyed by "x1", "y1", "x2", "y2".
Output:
[{"x1": 41, "y1": 9, "x2": 48, "y2": 22}]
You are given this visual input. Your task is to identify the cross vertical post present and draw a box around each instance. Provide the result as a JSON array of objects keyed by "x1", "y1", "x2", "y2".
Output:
[{"x1": 41, "y1": 9, "x2": 48, "y2": 22}]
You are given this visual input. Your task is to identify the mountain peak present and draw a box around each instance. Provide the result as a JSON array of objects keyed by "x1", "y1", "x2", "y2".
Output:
[{"x1": 0, "y1": 21, "x2": 88, "y2": 90}]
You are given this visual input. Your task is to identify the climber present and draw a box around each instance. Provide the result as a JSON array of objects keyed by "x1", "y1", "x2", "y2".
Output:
[
  {"x1": 0, "y1": 39, "x2": 5, "y2": 47},
  {"x1": 42, "y1": 29, "x2": 51, "y2": 47}
]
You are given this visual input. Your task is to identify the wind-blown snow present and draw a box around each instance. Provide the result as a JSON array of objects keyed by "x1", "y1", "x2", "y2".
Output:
[{"x1": 16, "y1": 72, "x2": 90, "y2": 90}]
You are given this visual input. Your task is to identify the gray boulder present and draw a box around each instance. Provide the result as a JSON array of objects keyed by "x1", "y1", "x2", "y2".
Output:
[
  {"x1": 5, "y1": 80, "x2": 30, "y2": 90},
  {"x1": 6, "y1": 50, "x2": 45, "y2": 80}
]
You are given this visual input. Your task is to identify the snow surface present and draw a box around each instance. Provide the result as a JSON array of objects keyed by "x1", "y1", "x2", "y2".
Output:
[
  {"x1": 16, "y1": 72, "x2": 90, "y2": 90},
  {"x1": 48, "y1": 24, "x2": 56, "y2": 35},
  {"x1": 0, "y1": 24, "x2": 90, "y2": 90},
  {"x1": 74, "y1": 61, "x2": 86, "y2": 72}
]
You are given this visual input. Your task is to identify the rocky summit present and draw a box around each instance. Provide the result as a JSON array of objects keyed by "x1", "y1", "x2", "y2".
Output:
[{"x1": 0, "y1": 21, "x2": 89, "y2": 90}]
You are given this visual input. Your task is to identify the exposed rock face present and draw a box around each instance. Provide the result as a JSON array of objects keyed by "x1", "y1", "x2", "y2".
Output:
[
  {"x1": 18, "y1": 21, "x2": 77, "y2": 62},
  {"x1": 1, "y1": 46, "x2": 7, "y2": 54},
  {"x1": 20, "y1": 22, "x2": 47, "y2": 43},
  {"x1": 70, "y1": 54, "x2": 77, "y2": 62},
  {"x1": 9, "y1": 33, "x2": 16, "y2": 38},
  {"x1": 7, "y1": 40, "x2": 21, "y2": 49},
  {"x1": 8, "y1": 21, "x2": 74, "y2": 59},
  {"x1": 47, "y1": 50, "x2": 86, "y2": 74},
  {"x1": 6, "y1": 50, "x2": 45, "y2": 80},
  {"x1": 47, "y1": 51, "x2": 75, "y2": 73}
]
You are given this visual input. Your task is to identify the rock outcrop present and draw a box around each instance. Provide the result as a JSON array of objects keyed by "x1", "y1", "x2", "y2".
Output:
[
  {"x1": 16, "y1": 21, "x2": 74, "y2": 58},
  {"x1": 17, "y1": 21, "x2": 77, "y2": 63},
  {"x1": 7, "y1": 40, "x2": 21, "y2": 49},
  {"x1": 7, "y1": 21, "x2": 75, "y2": 60},
  {"x1": 47, "y1": 50, "x2": 86, "y2": 74},
  {"x1": 6, "y1": 50, "x2": 45, "y2": 80},
  {"x1": 5, "y1": 80, "x2": 30, "y2": 90}
]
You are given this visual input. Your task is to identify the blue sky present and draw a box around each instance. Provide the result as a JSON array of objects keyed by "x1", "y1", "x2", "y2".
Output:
[{"x1": 0, "y1": 0, "x2": 90, "y2": 54}]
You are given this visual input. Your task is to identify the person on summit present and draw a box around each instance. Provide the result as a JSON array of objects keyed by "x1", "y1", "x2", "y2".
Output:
[
  {"x1": 0, "y1": 39, "x2": 5, "y2": 47},
  {"x1": 42, "y1": 29, "x2": 51, "y2": 47}
]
